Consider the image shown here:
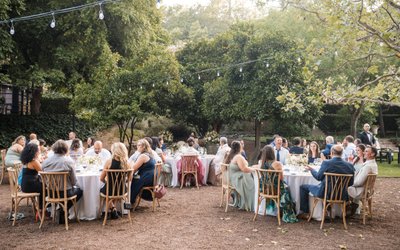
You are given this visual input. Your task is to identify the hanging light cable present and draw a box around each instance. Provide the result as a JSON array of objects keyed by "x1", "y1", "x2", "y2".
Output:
[
  {"x1": 98, "y1": 2, "x2": 104, "y2": 20},
  {"x1": 50, "y1": 12, "x2": 56, "y2": 28},
  {"x1": 10, "y1": 20, "x2": 15, "y2": 35}
]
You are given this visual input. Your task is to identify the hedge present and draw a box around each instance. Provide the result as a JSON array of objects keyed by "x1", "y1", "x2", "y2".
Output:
[{"x1": 0, "y1": 114, "x2": 96, "y2": 149}]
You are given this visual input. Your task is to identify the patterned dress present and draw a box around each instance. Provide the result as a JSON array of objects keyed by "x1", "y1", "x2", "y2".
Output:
[{"x1": 261, "y1": 162, "x2": 298, "y2": 223}]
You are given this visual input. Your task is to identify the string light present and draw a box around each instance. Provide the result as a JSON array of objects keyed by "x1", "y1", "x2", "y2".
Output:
[
  {"x1": 50, "y1": 13, "x2": 56, "y2": 28},
  {"x1": 266, "y1": 63, "x2": 269, "y2": 68},
  {"x1": 198, "y1": 74, "x2": 201, "y2": 80},
  {"x1": 99, "y1": 3, "x2": 104, "y2": 20},
  {"x1": 180, "y1": 78, "x2": 184, "y2": 83},
  {"x1": 239, "y1": 67, "x2": 243, "y2": 72},
  {"x1": 156, "y1": 0, "x2": 161, "y2": 9},
  {"x1": 10, "y1": 20, "x2": 15, "y2": 35},
  {"x1": 0, "y1": 0, "x2": 118, "y2": 27},
  {"x1": 166, "y1": 81, "x2": 169, "y2": 85},
  {"x1": 217, "y1": 71, "x2": 220, "y2": 77}
]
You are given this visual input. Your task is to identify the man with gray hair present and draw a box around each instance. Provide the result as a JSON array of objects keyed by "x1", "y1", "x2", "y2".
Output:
[
  {"x1": 298, "y1": 145, "x2": 355, "y2": 219},
  {"x1": 321, "y1": 135, "x2": 335, "y2": 159},
  {"x1": 207, "y1": 137, "x2": 231, "y2": 185}
]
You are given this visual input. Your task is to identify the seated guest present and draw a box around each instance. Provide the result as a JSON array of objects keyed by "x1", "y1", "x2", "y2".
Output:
[
  {"x1": 240, "y1": 140, "x2": 248, "y2": 160},
  {"x1": 85, "y1": 141, "x2": 111, "y2": 165},
  {"x1": 289, "y1": 137, "x2": 304, "y2": 154},
  {"x1": 224, "y1": 140, "x2": 255, "y2": 211},
  {"x1": 151, "y1": 136, "x2": 172, "y2": 186},
  {"x1": 320, "y1": 136, "x2": 335, "y2": 159},
  {"x1": 183, "y1": 137, "x2": 200, "y2": 155},
  {"x1": 128, "y1": 137, "x2": 161, "y2": 163},
  {"x1": 29, "y1": 133, "x2": 37, "y2": 142},
  {"x1": 268, "y1": 134, "x2": 279, "y2": 147},
  {"x1": 342, "y1": 135, "x2": 356, "y2": 161},
  {"x1": 66, "y1": 131, "x2": 83, "y2": 148},
  {"x1": 208, "y1": 137, "x2": 231, "y2": 185},
  {"x1": 353, "y1": 144, "x2": 366, "y2": 171},
  {"x1": 130, "y1": 139, "x2": 156, "y2": 206},
  {"x1": 273, "y1": 136, "x2": 289, "y2": 165},
  {"x1": 282, "y1": 138, "x2": 289, "y2": 150},
  {"x1": 301, "y1": 139, "x2": 309, "y2": 153},
  {"x1": 348, "y1": 146, "x2": 378, "y2": 215},
  {"x1": 20, "y1": 143, "x2": 43, "y2": 210},
  {"x1": 298, "y1": 145, "x2": 354, "y2": 219},
  {"x1": 354, "y1": 138, "x2": 362, "y2": 146},
  {"x1": 259, "y1": 145, "x2": 298, "y2": 223},
  {"x1": 42, "y1": 140, "x2": 83, "y2": 224},
  {"x1": 39, "y1": 139, "x2": 48, "y2": 160},
  {"x1": 308, "y1": 141, "x2": 320, "y2": 164},
  {"x1": 85, "y1": 137, "x2": 95, "y2": 153},
  {"x1": 69, "y1": 138, "x2": 84, "y2": 162},
  {"x1": 5, "y1": 135, "x2": 26, "y2": 168},
  {"x1": 100, "y1": 142, "x2": 132, "y2": 219}
]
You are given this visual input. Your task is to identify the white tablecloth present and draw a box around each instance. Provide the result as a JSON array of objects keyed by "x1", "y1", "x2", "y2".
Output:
[
  {"x1": 166, "y1": 154, "x2": 215, "y2": 187},
  {"x1": 253, "y1": 168, "x2": 342, "y2": 221},
  {"x1": 70, "y1": 170, "x2": 103, "y2": 220}
]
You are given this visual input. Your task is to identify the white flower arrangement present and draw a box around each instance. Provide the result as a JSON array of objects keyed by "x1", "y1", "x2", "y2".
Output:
[
  {"x1": 204, "y1": 131, "x2": 219, "y2": 144},
  {"x1": 78, "y1": 155, "x2": 102, "y2": 166},
  {"x1": 288, "y1": 154, "x2": 308, "y2": 166}
]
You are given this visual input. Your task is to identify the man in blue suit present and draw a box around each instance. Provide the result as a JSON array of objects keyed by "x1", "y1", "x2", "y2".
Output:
[{"x1": 298, "y1": 145, "x2": 355, "y2": 218}]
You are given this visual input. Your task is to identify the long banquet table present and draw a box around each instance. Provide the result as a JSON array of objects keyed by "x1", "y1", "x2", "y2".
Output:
[
  {"x1": 166, "y1": 154, "x2": 215, "y2": 187},
  {"x1": 252, "y1": 165, "x2": 342, "y2": 221}
]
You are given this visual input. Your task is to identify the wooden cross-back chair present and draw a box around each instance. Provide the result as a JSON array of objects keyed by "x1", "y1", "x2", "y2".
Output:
[
  {"x1": 180, "y1": 155, "x2": 199, "y2": 189},
  {"x1": 219, "y1": 163, "x2": 238, "y2": 212},
  {"x1": 99, "y1": 168, "x2": 134, "y2": 225},
  {"x1": 39, "y1": 171, "x2": 80, "y2": 230},
  {"x1": 7, "y1": 167, "x2": 40, "y2": 226},
  {"x1": 134, "y1": 163, "x2": 162, "y2": 212},
  {"x1": 1, "y1": 149, "x2": 7, "y2": 184},
  {"x1": 308, "y1": 173, "x2": 353, "y2": 230},
  {"x1": 253, "y1": 169, "x2": 282, "y2": 225},
  {"x1": 361, "y1": 174, "x2": 377, "y2": 225}
]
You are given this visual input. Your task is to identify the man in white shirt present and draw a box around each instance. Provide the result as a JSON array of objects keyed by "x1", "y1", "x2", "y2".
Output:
[
  {"x1": 342, "y1": 135, "x2": 356, "y2": 161},
  {"x1": 348, "y1": 146, "x2": 378, "y2": 214},
  {"x1": 207, "y1": 137, "x2": 231, "y2": 185},
  {"x1": 66, "y1": 131, "x2": 83, "y2": 148},
  {"x1": 274, "y1": 136, "x2": 289, "y2": 165},
  {"x1": 85, "y1": 141, "x2": 111, "y2": 165}
]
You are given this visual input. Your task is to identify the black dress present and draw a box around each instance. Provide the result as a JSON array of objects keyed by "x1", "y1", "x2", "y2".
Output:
[
  {"x1": 100, "y1": 159, "x2": 123, "y2": 196},
  {"x1": 130, "y1": 154, "x2": 155, "y2": 203},
  {"x1": 21, "y1": 166, "x2": 43, "y2": 208}
]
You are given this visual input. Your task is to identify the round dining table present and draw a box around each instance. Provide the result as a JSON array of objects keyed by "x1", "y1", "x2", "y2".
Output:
[
  {"x1": 252, "y1": 165, "x2": 342, "y2": 221},
  {"x1": 166, "y1": 154, "x2": 215, "y2": 187}
]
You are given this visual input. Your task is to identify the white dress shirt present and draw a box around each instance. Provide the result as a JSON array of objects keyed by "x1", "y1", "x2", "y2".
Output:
[{"x1": 274, "y1": 146, "x2": 289, "y2": 165}]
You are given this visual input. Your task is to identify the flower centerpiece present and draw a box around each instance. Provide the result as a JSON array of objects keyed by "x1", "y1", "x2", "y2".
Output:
[
  {"x1": 159, "y1": 130, "x2": 173, "y2": 143},
  {"x1": 288, "y1": 154, "x2": 308, "y2": 167},
  {"x1": 204, "y1": 131, "x2": 219, "y2": 154},
  {"x1": 77, "y1": 155, "x2": 102, "y2": 170}
]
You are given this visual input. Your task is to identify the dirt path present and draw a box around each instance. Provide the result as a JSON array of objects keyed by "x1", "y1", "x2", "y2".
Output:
[{"x1": 0, "y1": 178, "x2": 399, "y2": 249}]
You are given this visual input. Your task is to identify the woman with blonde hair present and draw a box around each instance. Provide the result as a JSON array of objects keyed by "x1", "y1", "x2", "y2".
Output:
[
  {"x1": 5, "y1": 135, "x2": 26, "y2": 167},
  {"x1": 100, "y1": 142, "x2": 132, "y2": 219},
  {"x1": 130, "y1": 139, "x2": 156, "y2": 207}
]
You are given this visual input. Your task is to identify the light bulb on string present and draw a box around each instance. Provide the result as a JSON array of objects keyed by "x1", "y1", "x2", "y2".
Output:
[
  {"x1": 10, "y1": 20, "x2": 15, "y2": 35},
  {"x1": 140, "y1": 86, "x2": 143, "y2": 89},
  {"x1": 198, "y1": 74, "x2": 201, "y2": 80},
  {"x1": 334, "y1": 50, "x2": 338, "y2": 56},
  {"x1": 152, "y1": 83, "x2": 155, "y2": 87},
  {"x1": 99, "y1": 3, "x2": 104, "y2": 20},
  {"x1": 166, "y1": 81, "x2": 169, "y2": 85},
  {"x1": 297, "y1": 57, "x2": 301, "y2": 63},
  {"x1": 217, "y1": 71, "x2": 220, "y2": 77},
  {"x1": 180, "y1": 78, "x2": 184, "y2": 83},
  {"x1": 50, "y1": 13, "x2": 56, "y2": 28},
  {"x1": 239, "y1": 67, "x2": 243, "y2": 73},
  {"x1": 129, "y1": 87, "x2": 131, "y2": 91},
  {"x1": 266, "y1": 63, "x2": 269, "y2": 68}
]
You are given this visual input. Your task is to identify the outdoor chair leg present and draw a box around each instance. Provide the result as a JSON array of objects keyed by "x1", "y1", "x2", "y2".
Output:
[
  {"x1": 73, "y1": 199, "x2": 80, "y2": 223},
  {"x1": 342, "y1": 203, "x2": 348, "y2": 230},
  {"x1": 13, "y1": 198, "x2": 19, "y2": 226},
  {"x1": 276, "y1": 199, "x2": 281, "y2": 226},
  {"x1": 308, "y1": 198, "x2": 318, "y2": 222},
  {"x1": 320, "y1": 201, "x2": 327, "y2": 230},
  {"x1": 194, "y1": 173, "x2": 199, "y2": 189},
  {"x1": 253, "y1": 196, "x2": 259, "y2": 221},
  {"x1": 103, "y1": 198, "x2": 109, "y2": 226},
  {"x1": 180, "y1": 174, "x2": 185, "y2": 189},
  {"x1": 220, "y1": 187, "x2": 225, "y2": 208},
  {"x1": 225, "y1": 190, "x2": 230, "y2": 212}
]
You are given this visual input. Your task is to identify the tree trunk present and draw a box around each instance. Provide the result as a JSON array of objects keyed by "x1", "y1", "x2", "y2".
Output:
[
  {"x1": 251, "y1": 119, "x2": 262, "y2": 164},
  {"x1": 30, "y1": 87, "x2": 42, "y2": 115},
  {"x1": 378, "y1": 105, "x2": 385, "y2": 137},
  {"x1": 350, "y1": 103, "x2": 365, "y2": 138}
]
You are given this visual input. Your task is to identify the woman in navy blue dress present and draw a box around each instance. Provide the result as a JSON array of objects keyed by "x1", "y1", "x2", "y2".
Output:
[{"x1": 130, "y1": 139, "x2": 155, "y2": 206}]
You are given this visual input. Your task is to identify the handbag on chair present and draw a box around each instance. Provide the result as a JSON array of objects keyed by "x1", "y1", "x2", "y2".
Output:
[{"x1": 154, "y1": 185, "x2": 167, "y2": 199}]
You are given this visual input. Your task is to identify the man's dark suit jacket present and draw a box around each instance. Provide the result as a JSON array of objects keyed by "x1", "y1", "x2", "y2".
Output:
[
  {"x1": 359, "y1": 131, "x2": 375, "y2": 146},
  {"x1": 309, "y1": 157, "x2": 355, "y2": 199}
]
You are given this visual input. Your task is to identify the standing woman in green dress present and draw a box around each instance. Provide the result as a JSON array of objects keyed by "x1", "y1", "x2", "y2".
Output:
[
  {"x1": 224, "y1": 141, "x2": 255, "y2": 211},
  {"x1": 259, "y1": 145, "x2": 298, "y2": 223}
]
